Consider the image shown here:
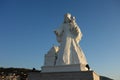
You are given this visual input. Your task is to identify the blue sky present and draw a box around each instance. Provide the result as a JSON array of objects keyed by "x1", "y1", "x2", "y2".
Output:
[{"x1": 0, "y1": 0, "x2": 120, "y2": 79}]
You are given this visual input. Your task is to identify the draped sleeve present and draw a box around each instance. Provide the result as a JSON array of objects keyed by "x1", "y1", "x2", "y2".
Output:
[
  {"x1": 69, "y1": 21, "x2": 82, "y2": 44},
  {"x1": 75, "y1": 25, "x2": 82, "y2": 44}
]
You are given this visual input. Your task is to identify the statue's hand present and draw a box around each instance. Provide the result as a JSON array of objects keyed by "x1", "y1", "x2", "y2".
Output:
[
  {"x1": 74, "y1": 27, "x2": 79, "y2": 34},
  {"x1": 54, "y1": 31, "x2": 59, "y2": 36},
  {"x1": 70, "y1": 27, "x2": 79, "y2": 36}
]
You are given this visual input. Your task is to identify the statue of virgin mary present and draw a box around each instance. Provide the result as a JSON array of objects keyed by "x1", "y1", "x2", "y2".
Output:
[{"x1": 54, "y1": 13, "x2": 88, "y2": 66}]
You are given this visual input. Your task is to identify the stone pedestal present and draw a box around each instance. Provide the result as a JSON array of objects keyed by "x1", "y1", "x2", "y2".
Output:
[
  {"x1": 41, "y1": 64, "x2": 88, "y2": 72},
  {"x1": 28, "y1": 71, "x2": 100, "y2": 80}
]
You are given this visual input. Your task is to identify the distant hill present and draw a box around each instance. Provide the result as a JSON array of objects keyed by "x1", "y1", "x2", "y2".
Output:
[
  {"x1": 0, "y1": 67, "x2": 40, "y2": 75},
  {"x1": 100, "y1": 76, "x2": 113, "y2": 80}
]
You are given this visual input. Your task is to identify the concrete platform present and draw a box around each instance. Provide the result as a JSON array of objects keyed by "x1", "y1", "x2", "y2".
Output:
[
  {"x1": 41, "y1": 64, "x2": 87, "y2": 72},
  {"x1": 28, "y1": 71, "x2": 100, "y2": 80}
]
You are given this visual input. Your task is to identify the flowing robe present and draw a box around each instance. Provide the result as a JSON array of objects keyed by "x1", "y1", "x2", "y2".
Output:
[{"x1": 55, "y1": 22, "x2": 88, "y2": 65}]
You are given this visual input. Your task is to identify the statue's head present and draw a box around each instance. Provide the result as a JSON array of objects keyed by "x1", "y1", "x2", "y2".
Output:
[
  {"x1": 64, "y1": 13, "x2": 71, "y2": 19},
  {"x1": 64, "y1": 13, "x2": 72, "y2": 23}
]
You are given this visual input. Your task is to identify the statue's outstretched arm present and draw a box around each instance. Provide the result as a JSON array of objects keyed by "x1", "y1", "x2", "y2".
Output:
[{"x1": 54, "y1": 24, "x2": 64, "y2": 43}]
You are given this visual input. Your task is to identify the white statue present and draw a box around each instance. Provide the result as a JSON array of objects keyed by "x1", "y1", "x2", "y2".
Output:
[
  {"x1": 42, "y1": 13, "x2": 89, "y2": 72},
  {"x1": 54, "y1": 13, "x2": 88, "y2": 66}
]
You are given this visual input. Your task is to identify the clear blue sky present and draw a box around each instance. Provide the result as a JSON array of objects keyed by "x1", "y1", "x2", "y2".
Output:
[{"x1": 0, "y1": 0, "x2": 120, "y2": 79}]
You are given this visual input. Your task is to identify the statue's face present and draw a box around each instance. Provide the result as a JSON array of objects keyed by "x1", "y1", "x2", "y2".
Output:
[{"x1": 64, "y1": 13, "x2": 71, "y2": 22}]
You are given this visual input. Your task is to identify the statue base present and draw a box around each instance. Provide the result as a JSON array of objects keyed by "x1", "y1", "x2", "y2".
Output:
[
  {"x1": 28, "y1": 71, "x2": 100, "y2": 80},
  {"x1": 41, "y1": 64, "x2": 88, "y2": 72}
]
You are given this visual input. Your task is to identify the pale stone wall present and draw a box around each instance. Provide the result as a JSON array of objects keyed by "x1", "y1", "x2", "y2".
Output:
[{"x1": 28, "y1": 71, "x2": 100, "y2": 80}]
